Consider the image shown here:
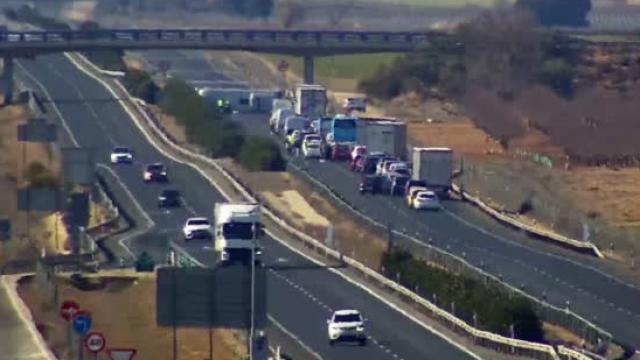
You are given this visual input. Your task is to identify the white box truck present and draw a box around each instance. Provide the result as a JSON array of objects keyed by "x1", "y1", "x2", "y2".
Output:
[
  {"x1": 295, "y1": 84, "x2": 327, "y2": 118},
  {"x1": 412, "y1": 147, "x2": 453, "y2": 195},
  {"x1": 356, "y1": 119, "x2": 407, "y2": 160},
  {"x1": 214, "y1": 202, "x2": 263, "y2": 264}
]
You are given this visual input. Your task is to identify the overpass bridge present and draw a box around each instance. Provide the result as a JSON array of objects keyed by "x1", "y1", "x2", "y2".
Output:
[{"x1": 0, "y1": 28, "x2": 449, "y2": 101}]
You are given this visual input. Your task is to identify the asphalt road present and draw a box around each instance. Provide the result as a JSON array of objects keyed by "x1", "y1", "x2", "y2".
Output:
[
  {"x1": 236, "y1": 112, "x2": 640, "y2": 347},
  {"x1": 124, "y1": 49, "x2": 640, "y2": 347},
  {"x1": 15, "y1": 53, "x2": 477, "y2": 360}
]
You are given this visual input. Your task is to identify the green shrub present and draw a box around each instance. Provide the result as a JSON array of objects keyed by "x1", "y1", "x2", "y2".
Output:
[
  {"x1": 236, "y1": 137, "x2": 286, "y2": 171},
  {"x1": 135, "y1": 252, "x2": 155, "y2": 272},
  {"x1": 123, "y1": 69, "x2": 159, "y2": 103},
  {"x1": 381, "y1": 248, "x2": 544, "y2": 342},
  {"x1": 5, "y1": 5, "x2": 70, "y2": 30}
]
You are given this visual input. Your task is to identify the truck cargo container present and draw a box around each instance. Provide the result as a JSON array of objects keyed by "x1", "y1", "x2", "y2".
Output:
[
  {"x1": 412, "y1": 147, "x2": 453, "y2": 195},
  {"x1": 214, "y1": 202, "x2": 263, "y2": 263},
  {"x1": 357, "y1": 119, "x2": 407, "y2": 160},
  {"x1": 295, "y1": 84, "x2": 327, "y2": 118},
  {"x1": 270, "y1": 108, "x2": 296, "y2": 134}
]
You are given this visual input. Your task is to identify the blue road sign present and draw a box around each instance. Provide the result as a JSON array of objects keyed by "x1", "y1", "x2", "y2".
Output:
[{"x1": 72, "y1": 311, "x2": 92, "y2": 335}]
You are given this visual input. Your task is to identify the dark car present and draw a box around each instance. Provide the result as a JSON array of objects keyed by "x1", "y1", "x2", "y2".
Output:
[
  {"x1": 389, "y1": 174, "x2": 410, "y2": 196},
  {"x1": 158, "y1": 189, "x2": 181, "y2": 208},
  {"x1": 360, "y1": 154, "x2": 384, "y2": 174},
  {"x1": 143, "y1": 163, "x2": 168, "y2": 182},
  {"x1": 359, "y1": 175, "x2": 383, "y2": 194}
]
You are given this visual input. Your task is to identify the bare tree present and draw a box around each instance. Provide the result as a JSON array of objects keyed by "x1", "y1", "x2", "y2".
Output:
[{"x1": 458, "y1": 4, "x2": 541, "y2": 98}]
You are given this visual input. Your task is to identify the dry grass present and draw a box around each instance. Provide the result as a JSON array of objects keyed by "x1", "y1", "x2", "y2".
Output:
[{"x1": 18, "y1": 274, "x2": 246, "y2": 360}]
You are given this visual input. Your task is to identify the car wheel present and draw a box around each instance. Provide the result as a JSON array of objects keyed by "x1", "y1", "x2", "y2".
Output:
[
  {"x1": 329, "y1": 339, "x2": 335, "y2": 346},
  {"x1": 359, "y1": 338, "x2": 367, "y2": 346}
]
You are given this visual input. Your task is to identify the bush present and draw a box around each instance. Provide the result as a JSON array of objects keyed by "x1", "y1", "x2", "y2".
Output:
[
  {"x1": 6, "y1": 5, "x2": 70, "y2": 30},
  {"x1": 516, "y1": 0, "x2": 591, "y2": 27},
  {"x1": 135, "y1": 251, "x2": 155, "y2": 272},
  {"x1": 382, "y1": 248, "x2": 544, "y2": 341},
  {"x1": 123, "y1": 69, "x2": 159, "y2": 103},
  {"x1": 538, "y1": 58, "x2": 575, "y2": 98},
  {"x1": 24, "y1": 161, "x2": 59, "y2": 189},
  {"x1": 85, "y1": 50, "x2": 126, "y2": 72},
  {"x1": 236, "y1": 137, "x2": 286, "y2": 171}
]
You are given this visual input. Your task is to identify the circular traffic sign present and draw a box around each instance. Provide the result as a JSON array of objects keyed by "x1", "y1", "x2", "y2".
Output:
[
  {"x1": 72, "y1": 311, "x2": 92, "y2": 335},
  {"x1": 59, "y1": 300, "x2": 79, "y2": 321},
  {"x1": 277, "y1": 60, "x2": 289, "y2": 73},
  {"x1": 84, "y1": 332, "x2": 106, "y2": 353}
]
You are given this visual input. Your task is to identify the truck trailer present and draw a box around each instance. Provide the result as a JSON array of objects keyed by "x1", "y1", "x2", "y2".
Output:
[
  {"x1": 295, "y1": 84, "x2": 327, "y2": 118},
  {"x1": 214, "y1": 202, "x2": 263, "y2": 264},
  {"x1": 411, "y1": 147, "x2": 453, "y2": 195},
  {"x1": 356, "y1": 118, "x2": 407, "y2": 160}
]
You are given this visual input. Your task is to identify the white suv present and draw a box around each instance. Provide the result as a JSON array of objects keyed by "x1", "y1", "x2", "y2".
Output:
[
  {"x1": 327, "y1": 309, "x2": 366, "y2": 346},
  {"x1": 110, "y1": 146, "x2": 133, "y2": 164},
  {"x1": 182, "y1": 217, "x2": 212, "y2": 241}
]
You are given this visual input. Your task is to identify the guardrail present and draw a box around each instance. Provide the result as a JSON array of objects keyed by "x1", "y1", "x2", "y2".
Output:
[
  {"x1": 450, "y1": 183, "x2": 603, "y2": 258},
  {"x1": 67, "y1": 52, "x2": 601, "y2": 360}
]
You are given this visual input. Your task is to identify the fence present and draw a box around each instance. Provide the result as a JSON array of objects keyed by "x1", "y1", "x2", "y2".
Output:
[{"x1": 66, "y1": 52, "x2": 607, "y2": 360}]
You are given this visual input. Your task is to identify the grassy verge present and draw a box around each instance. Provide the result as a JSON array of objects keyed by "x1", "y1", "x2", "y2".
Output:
[{"x1": 2, "y1": 5, "x2": 70, "y2": 30}]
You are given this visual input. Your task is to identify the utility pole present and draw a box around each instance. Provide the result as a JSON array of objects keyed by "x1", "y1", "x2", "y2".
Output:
[{"x1": 249, "y1": 223, "x2": 257, "y2": 360}]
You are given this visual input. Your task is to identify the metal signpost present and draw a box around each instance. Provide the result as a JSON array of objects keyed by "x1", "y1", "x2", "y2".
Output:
[
  {"x1": 84, "y1": 332, "x2": 106, "y2": 359},
  {"x1": 73, "y1": 311, "x2": 92, "y2": 360},
  {"x1": 60, "y1": 300, "x2": 80, "y2": 357}
]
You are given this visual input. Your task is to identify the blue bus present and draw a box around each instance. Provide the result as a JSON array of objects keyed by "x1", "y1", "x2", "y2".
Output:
[{"x1": 331, "y1": 115, "x2": 357, "y2": 143}]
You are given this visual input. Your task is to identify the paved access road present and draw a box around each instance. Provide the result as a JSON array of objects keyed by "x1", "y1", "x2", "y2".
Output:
[
  {"x1": 239, "y1": 113, "x2": 640, "y2": 347},
  {"x1": 15, "y1": 53, "x2": 478, "y2": 360}
]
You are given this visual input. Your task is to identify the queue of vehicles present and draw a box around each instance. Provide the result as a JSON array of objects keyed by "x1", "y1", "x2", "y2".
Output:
[
  {"x1": 108, "y1": 146, "x2": 263, "y2": 265},
  {"x1": 268, "y1": 84, "x2": 452, "y2": 211}
]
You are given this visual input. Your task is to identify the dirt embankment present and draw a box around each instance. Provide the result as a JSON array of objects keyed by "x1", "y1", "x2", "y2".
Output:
[{"x1": 18, "y1": 273, "x2": 246, "y2": 360}]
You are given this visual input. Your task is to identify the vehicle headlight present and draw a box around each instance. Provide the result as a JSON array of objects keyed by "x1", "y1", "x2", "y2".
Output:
[
  {"x1": 144, "y1": 172, "x2": 151, "y2": 179},
  {"x1": 357, "y1": 326, "x2": 364, "y2": 332},
  {"x1": 161, "y1": 171, "x2": 167, "y2": 176},
  {"x1": 159, "y1": 196, "x2": 166, "y2": 201}
]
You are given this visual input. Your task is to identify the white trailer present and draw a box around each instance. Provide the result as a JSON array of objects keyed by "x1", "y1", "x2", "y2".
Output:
[
  {"x1": 295, "y1": 84, "x2": 327, "y2": 118},
  {"x1": 411, "y1": 147, "x2": 453, "y2": 194},
  {"x1": 214, "y1": 202, "x2": 262, "y2": 263},
  {"x1": 357, "y1": 118, "x2": 407, "y2": 159}
]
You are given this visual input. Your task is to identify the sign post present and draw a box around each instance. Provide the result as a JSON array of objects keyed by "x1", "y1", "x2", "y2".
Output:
[
  {"x1": 60, "y1": 300, "x2": 79, "y2": 358},
  {"x1": 72, "y1": 311, "x2": 92, "y2": 360},
  {"x1": 84, "y1": 332, "x2": 106, "y2": 360}
]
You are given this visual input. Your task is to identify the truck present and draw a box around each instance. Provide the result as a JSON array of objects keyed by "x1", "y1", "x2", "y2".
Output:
[
  {"x1": 283, "y1": 115, "x2": 310, "y2": 137},
  {"x1": 322, "y1": 115, "x2": 358, "y2": 161},
  {"x1": 411, "y1": 147, "x2": 453, "y2": 196},
  {"x1": 270, "y1": 108, "x2": 295, "y2": 134},
  {"x1": 356, "y1": 118, "x2": 407, "y2": 160},
  {"x1": 295, "y1": 84, "x2": 327, "y2": 118},
  {"x1": 214, "y1": 202, "x2": 263, "y2": 264}
]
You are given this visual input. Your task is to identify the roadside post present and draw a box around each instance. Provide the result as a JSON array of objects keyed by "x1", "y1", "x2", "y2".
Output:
[
  {"x1": 72, "y1": 311, "x2": 93, "y2": 360},
  {"x1": 60, "y1": 300, "x2": 79, "y2": 357}
]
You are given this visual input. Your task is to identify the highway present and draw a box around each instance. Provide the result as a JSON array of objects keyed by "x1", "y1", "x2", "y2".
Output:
[
  {"x1": 245, "y1": 114, "x2": 640, "y2": 347},
  {"x1": 127, "y1": 49, "x2": 640, "y2": 347},
  {"x1": 15, "y1": 53, "x2": 478, "y2": 360}
]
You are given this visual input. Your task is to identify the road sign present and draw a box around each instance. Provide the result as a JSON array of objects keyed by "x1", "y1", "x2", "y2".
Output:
[
  {"x1": 277, "y1": 60, "x2": 289, "y2": 73},
  {"x1": 84, "y1": 332, "x2": 106, "y2": 353},
  {"x1": 107, "y1": 349, "x2": 137, "y2": 360},
  {"x1": 60, "y1": 300, "x2": 79, "y2": 321},
  {"x1": 72, "y1": 311, "x2": 92, "y2": 335}
]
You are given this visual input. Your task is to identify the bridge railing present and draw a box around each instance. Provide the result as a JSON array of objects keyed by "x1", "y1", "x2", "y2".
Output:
[{"x1": 0, "y1": 29, "x2": 443, "y2": 47}]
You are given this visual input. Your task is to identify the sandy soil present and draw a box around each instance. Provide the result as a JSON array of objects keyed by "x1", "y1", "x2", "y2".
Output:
[
  {"x1": 262, "y1": 190, "x2": 331, "y2": 228},
  {"x1": 18, "y1": 273, "x2": 245, "y2": 360}
]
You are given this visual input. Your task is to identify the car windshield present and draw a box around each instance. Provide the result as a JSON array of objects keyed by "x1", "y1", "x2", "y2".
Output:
[
  {"x1": 307, "y1": 143, "x2": 319, "y2": 148},
  {"x1": 188, "y1": 219, "x2": 209, "y2": 226},
  {"x1": 333, "y1": 119, "x2": 356, "y2": 128},
  {"x1": 419, "y1": 193, "x2": 436, "y2": 199},
  {"x1": 305, "y1": 136, "x2": 320, "y2": 142},
  {"x1": 222, "y1": 222, "x2": 255, "y2": 239},
  {"x1": 148, "y1": 164, "x2": 164, "y2": 171},
  {"x1": 334, "y1": 314, "x2": 362, "y2": 323},
  {"x1": 113, "y1": 147, "x2": 129, "y2": 153}
]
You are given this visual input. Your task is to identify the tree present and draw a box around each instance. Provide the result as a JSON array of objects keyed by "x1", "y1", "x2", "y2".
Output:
[
  {"x1": 516, "y1": 0, "x2": 592, "y2": 27},
  {"x1": 457, "y1": 5, "x2": 541, "y2": 98},
  {"x1": 538, "y1": 58, "x2": 575, "y2": 98},
  {"x1": 236, "y1": 136, "x2": 286, "y2": 171}
]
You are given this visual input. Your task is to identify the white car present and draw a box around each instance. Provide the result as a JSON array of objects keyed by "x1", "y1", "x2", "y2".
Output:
[
  {"x1": 351, "y1": 145, "x2": 367, "y2": 162},
  {"x1": 302, "y1": 140, "x2": 322, "y2": 158},
  {"x1": 413, "y1": 190, "x2": 440, "y2": 210},
  {"x1": 327, "y1": 310, "x2": 366, "y2": 346},
  {"x1": 182, "y1": 217, "x2": 212, "y2": 241},
  {"x1": 110, "y1": 146, "x2": 133, "y2": 164}
]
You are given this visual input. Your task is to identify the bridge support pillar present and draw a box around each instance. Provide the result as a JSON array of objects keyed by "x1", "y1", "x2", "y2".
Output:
[
  {"x1": 1, "y1": 57, "x2": 14, "y2": 105},
  {"x1": 303, "y1": 55, "x2": 315, "y2": 84}
]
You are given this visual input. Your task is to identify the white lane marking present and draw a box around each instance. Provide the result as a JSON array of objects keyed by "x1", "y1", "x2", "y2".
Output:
[
  {"x1": 1, "y1": 276, "x2": 58, "y2": 360},
  {"x1": 65, "y1": 52, "x2": 485, "y2": 359},
  {"x1": 267, "y1": 314, "x2": 324, "y2": 360}
]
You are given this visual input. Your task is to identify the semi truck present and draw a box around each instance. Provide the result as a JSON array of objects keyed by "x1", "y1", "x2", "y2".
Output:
[
  {"x1": 356, "y1": 118, "x2": 407, "y2": 160},
  {"x1": 295, "y1": 84, "x2": 327, "y2": 118},
  {"x1": 322, "y1": 115, "x2": 358, "y2": 160},
  {"x1": 411, "y1": 147, "x2": 453, "y2": 196},
  {"x1": 214, "y1": 202, "x2": 263, "y2": 264}
]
